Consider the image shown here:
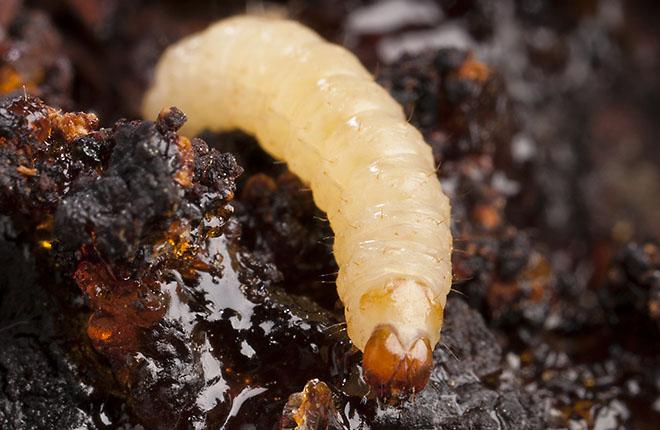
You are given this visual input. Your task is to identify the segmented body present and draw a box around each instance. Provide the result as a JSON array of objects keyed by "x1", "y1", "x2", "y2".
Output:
[{"x1": 143, "y1": 15, "x2": 452, "y2": 394}]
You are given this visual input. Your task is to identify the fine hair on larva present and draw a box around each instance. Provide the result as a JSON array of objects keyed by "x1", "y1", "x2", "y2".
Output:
[{"x1": 143, "y1": 15, "x2": 452, "y2": 395}]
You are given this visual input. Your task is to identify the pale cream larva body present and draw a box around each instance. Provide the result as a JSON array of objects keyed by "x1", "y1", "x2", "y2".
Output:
[{"x1": 143, "y1": 15, "x2": 452, "y2": 394}]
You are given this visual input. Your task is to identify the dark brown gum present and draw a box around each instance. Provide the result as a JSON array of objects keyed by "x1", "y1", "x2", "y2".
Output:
[{"x1": 362, "y1": 324, "x2": 433, "y2": 398}]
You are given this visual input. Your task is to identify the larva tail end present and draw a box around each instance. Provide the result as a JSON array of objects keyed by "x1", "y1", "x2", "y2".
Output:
[{"x1": 362, "y1": 324, "x2": 433, "y2": 398}]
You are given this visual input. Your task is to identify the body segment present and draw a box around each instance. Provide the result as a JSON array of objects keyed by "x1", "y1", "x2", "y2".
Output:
[{"x1": 143, "y1": 15, "x2": 452, "y2": 394}]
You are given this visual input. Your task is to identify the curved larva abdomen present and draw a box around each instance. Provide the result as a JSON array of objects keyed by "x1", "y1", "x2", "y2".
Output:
[{"x1": 143, "y1": 15, "x2": 452, "y2": 395}]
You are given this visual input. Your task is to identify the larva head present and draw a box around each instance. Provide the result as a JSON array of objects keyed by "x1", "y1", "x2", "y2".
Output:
[
  {"x1": 362, "y1": 324, "x2": 433, "y2": 397},
  {"x1": 348, "y1": 278, "x2": 444, "y2": 397}
]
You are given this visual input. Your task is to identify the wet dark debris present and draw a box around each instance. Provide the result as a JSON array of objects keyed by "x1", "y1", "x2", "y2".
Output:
[
  {"x1": 0, "y1": 338, "x2": 95, "y2": 429},
  {"x1": 235, "y1": 171, "x2": 339, "y2": 309},
  {"x1": 55, "y1": 106, "x2": 241, "y2": 264},
  {"x1": 0, "y1": 95, "x2": 101, "y2": 224},
  {"x1": 0, "y1": 216, "x2": 100, "y2": 429},
  {"x1": 0, "y1": 95, "x2": 241, "y2": 267}
]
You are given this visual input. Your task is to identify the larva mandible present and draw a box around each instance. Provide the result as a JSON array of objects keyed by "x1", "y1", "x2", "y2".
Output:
[{"x1": 143, "y1": 15, "x2": 452, "y2": 395}]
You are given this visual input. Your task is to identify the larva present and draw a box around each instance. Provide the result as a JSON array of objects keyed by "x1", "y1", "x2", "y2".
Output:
[{"x1": 143, "y1": 15, "x2": 452, "y2": 395}]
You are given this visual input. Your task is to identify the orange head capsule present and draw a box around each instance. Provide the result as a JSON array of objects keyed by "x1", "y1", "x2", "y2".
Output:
[{"x1": 362, "y1": 324, "x2": 433, "y2": 397}]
